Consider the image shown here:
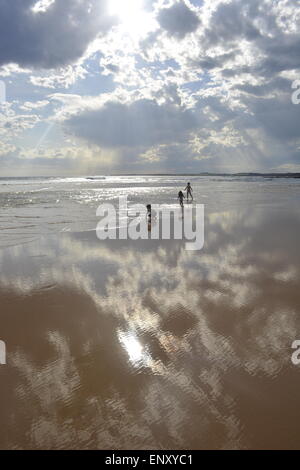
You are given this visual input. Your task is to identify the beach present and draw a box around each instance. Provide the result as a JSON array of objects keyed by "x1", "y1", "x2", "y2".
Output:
[{"x1": 0, "y1": 175, "x2": 300, "y2": 449}]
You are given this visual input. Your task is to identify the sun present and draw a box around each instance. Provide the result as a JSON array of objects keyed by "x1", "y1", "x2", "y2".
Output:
[{"x1": 109, "y1": 0, "x2": 154, "y2": 38}]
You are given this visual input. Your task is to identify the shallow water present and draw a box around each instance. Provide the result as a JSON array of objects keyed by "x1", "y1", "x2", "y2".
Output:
[
  {"x1": 1, "y1": 175, "x2": 299, "y2": 248},
  {"x1": 0, "y1": 177, "x2": 300, "y2": 449}
]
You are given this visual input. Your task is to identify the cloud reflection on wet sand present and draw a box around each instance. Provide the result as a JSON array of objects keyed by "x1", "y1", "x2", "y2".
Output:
[{"x1": 0, "y1": 207, "x2": 300, "y2": 449}]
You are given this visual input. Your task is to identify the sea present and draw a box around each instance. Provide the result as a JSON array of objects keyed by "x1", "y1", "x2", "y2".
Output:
[{"x1": 1, "y1": 174, "x2": 299, "y2": 248}]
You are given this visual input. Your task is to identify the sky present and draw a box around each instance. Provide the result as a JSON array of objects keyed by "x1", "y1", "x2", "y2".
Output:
[{"x1": 0, "y1": 0, "x2": 300, "y2": 175}]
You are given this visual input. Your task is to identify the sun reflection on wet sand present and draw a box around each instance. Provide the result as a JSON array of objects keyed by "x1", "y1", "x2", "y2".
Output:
[{"x1": 118, "y1": 331, "x2": 147, "y2": 366}]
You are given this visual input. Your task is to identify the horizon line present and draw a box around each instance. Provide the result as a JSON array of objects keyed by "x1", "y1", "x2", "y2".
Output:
[{"x1": 1, "y1": 172, "x2": 300, "y2": 178}]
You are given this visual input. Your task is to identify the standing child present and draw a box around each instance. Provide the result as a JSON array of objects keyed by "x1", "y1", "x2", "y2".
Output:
[{"x1": 185, "y1": 182, "x2": 193, "y2": 201}]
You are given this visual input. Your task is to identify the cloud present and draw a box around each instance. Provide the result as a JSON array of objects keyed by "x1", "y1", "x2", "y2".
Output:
[
  {"x1": 65, "y1": 98, "x2": 198, "y2": 148},
  {"x1": 1, "y1": 208, "x2": 299, "y2": 447},
  {"x1": 19, "y1": 100, "x2": 49, "y2": 111},
  {"x1": 157, "y1": 1, "x2": 200, "y2": 38},
  {"x1": 2, "y1": 0, "x2": 300, "y2": 174},
  {"x1": 242, "y1": 95, "x2": 300, "y2": 141},
  {"x1": 0, "y1": 0, "x2": 114, "y2": 69},
  {"x1": 203, "y1": 0, "x2": 261, "y2": 47}
]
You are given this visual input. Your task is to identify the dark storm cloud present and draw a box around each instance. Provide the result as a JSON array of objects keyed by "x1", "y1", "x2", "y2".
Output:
[
  {"x1": 0, "y1": 0, "x2": 114, "y2": 69},
  {"x1": 157, "y1": 1, "x2": 200, "y2": 39},
  {"x1": 65, "y1": 99, "x2": 198, "y2": 148}
]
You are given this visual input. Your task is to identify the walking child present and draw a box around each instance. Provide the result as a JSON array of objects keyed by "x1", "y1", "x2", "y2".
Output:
[{"x1": 178, "y1": 191, "x2": 185, "y2": 207}]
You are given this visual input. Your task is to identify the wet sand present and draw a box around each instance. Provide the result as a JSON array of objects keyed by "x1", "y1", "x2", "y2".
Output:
[{"x1": 0, "y1": 206, "x2": 300, "y2": 449}]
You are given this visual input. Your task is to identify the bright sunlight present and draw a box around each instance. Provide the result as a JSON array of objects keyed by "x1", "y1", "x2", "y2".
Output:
[{"x1": 109, "y1": 0, "x2": 155, "y2": 38}]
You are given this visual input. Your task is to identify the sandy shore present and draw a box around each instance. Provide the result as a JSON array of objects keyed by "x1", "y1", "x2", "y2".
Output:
[{"x1": 0, "y1": 206, "x2": 300, "y2": 449}]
